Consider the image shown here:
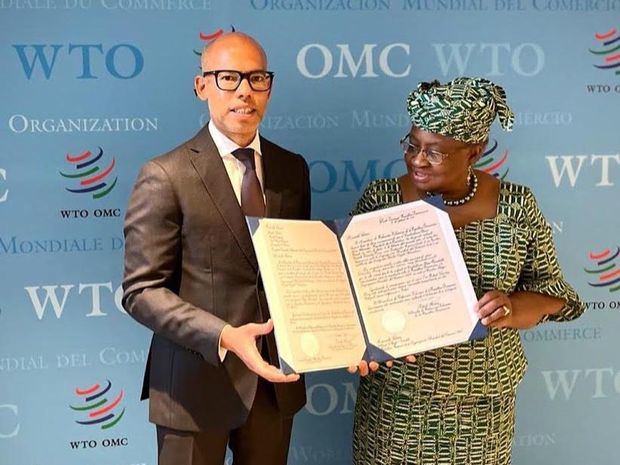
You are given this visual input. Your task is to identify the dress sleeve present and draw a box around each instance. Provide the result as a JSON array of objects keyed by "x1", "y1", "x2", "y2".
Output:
[
  {"x1": 350, "y1": 180, "x2": 380, "y2": 215},
  {"x1": 516, "y1": 188, "x2": 586, "y2": 322}
]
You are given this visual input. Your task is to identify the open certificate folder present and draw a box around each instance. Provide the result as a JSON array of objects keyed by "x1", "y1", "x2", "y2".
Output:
[{"x1": 247, "y1": 198, "x2": 486, "y2": 374}]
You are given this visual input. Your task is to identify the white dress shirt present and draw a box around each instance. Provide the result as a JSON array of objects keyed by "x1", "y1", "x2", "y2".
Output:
[
  {"x1": 208, "y1": 121, "x2": 265, "y2": 205},
  {"x1": 208, "y1": 121, "x2": 265, "y2": 362}
]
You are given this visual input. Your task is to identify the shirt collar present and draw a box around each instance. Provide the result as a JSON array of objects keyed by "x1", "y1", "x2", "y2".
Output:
[{"x1": 208, "y1": 121, "x2": 262, "y2": 158}]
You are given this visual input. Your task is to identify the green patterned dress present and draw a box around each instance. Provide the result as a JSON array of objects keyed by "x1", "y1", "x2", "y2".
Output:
[{"x1": 352, "y1": 178, "x2": 585, "y2": 465}]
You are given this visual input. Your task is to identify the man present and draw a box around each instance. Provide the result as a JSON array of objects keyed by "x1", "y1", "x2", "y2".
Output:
[{"x1": 122, "y1": 32, "x2": 310, "y2": 465}]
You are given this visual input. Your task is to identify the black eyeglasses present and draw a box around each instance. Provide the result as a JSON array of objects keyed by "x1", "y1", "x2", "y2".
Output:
[{"x1": 202, "y1": 70, "x2": 274, "y2": 92}]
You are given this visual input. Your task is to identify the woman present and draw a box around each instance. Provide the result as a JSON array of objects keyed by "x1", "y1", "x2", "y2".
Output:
[{"x1": 350, "y1": 77, "x2": 585, "y2": 465}]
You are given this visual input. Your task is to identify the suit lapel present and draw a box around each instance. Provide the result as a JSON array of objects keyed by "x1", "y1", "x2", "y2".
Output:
[{"x1": 188, "y1": 126, "x2": 258, "y2": 271}]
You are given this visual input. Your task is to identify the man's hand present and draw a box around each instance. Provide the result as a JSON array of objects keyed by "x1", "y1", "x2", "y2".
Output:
[{"x1": 220, "y1": 319, "x2": 300, "y2": 383}]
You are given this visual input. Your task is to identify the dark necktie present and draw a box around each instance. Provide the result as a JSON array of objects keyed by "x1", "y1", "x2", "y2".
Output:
[{"x1": 232, "y1": 148, "x2": 265, "y2": 217}]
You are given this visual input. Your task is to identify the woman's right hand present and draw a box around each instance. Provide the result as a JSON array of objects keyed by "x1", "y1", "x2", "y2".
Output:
[
  {"x1": 347, "y1": 360, "x2": 379, "y2": 376},
  {"x1": 386, "y1": 355, "x2": 416, "y2": 368},
  {"x1": 347, "y1": 355, "x2": 416, "y2": 376}
]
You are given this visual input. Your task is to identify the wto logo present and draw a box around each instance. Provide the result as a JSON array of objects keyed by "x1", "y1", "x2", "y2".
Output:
[
  {"x1": 545, "y1": 154, "x2": 619, "y2": 188},
  {"x1": 585, "y1": 28, "x2": 620, "y2": 94},
  {"x1": 193, "y1": 27, "x2": 233, "y2": 56},
  {"x1": 590, "y1": 27, "x2": 620, "y2": 76},
  {"x1": 474, "y1": 140, "x2": 509, "y2": 179},
  {"x1": 584, "y1": 247, "x2": 620, "y2": 293},
  {"x1": 70, "y1": 380, "x2": 125, "y2": 429},
  {"x1": 24, "y1": 281, "x2": 126, "y2": 319},
  {"x1": 432, "y1": 43, "x2": 545, "y2": 77},
  {"x1": 12, "y1": 43, "x2": 144, "y2": 80},
  {"x1": 60, "y1": 147, "x2": 117, "y2": 199}
]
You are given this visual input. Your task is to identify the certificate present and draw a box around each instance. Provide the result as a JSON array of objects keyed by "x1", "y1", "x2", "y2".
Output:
[{"x1": 247, "y1": 198, "x2": 485, "y2": 374}]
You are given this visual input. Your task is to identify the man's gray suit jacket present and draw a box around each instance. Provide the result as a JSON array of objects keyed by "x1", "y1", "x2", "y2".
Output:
[{"x1": 122, "y1": 125, "x2": 310, "y2": 431}]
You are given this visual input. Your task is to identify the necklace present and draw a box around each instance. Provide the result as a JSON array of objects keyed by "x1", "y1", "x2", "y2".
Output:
[{"x1": 427, "y1": 170, "x2": 478, "y2": 207}]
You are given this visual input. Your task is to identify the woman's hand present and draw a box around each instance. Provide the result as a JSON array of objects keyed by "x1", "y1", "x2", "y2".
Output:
[
  {"x1": 347, "y1": 355, "x2": 417, "y2": 376},
  {"x1": 477, "y1": 290, "x2": 561, "y2": 329},
  {"x1": 347, "y1": 360, "x2": 379, "y2": 377},
  {"x1": 477, "y1": 290, "x2": 513, "y2": 327}
]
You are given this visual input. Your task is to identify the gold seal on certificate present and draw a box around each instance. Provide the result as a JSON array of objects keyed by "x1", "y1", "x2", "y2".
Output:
[{"x1": 247, "y1": 198, "x2": 485, "y2": 374}]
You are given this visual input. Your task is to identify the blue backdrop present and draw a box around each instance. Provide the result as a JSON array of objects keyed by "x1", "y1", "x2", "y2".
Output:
[{"x1": 1, "y1": 2, "x2": 619, "y2": 464}]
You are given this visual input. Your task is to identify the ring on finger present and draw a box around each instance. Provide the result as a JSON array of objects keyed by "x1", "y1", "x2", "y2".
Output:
[{"x1": 502, "y1": 305, "x2": 511, "y2": 317}]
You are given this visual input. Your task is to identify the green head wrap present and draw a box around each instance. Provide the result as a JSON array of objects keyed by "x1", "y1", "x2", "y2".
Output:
[{"x1": 406, "y1": 77, "x2": 514, "y2": 144}]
